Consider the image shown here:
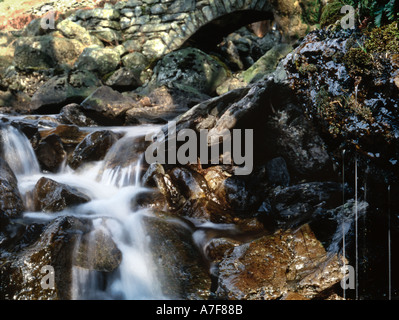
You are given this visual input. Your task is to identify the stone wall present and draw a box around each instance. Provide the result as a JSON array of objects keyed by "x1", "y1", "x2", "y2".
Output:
[{"x1": 64, "y1": 0, "x2": 306, "y2": 58}]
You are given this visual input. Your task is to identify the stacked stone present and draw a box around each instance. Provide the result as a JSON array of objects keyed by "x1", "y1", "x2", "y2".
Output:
[
  {"x1": 58, "y1": 0, "x2": 273, "y2": 59},
  {"x1": 68, "y1": 5, "x2": 123, "y2": 44}
]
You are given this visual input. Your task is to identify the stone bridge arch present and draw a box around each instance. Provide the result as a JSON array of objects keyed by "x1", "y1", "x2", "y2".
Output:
[{"x1": 67, "y1": 0, "x2": 307, "y2": 59}]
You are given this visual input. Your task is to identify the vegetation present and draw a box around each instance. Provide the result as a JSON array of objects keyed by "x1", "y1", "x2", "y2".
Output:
[
  {"x1": 364, "y1": 21, "x2": 399, "y2": 52},
  {"x1": 320, "y1": 0, "x2": 399, "y2": 28}
]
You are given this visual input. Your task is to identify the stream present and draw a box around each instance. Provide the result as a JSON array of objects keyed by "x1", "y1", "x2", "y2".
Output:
[{"x1": 1, "y1": 122, "x2": 170, "y2": 299}]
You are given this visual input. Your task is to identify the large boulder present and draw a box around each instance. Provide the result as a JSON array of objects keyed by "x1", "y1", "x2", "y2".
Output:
[
  {"x1": 33, "y1": 177, "x2": 90, "y2": 212},
  {"x1": 80, "y1": 86, "x2": 135, "y2": 122},
  {"x1": 75, "y1": 46, "x2": 121, "y2": 77},
  {"x1": 216, "y1": 224, "x2": 344, "y2": 300},
  {"x1": 143, "y1": 215, "x2": 212, "y2": 299},
  {"x1": 0, "y1": 216, "x2": 90, "y2": 300},
  {"x1": 30, "y1": 70, "x2": 101, "y2": 113},
  {"x1": 57, "y1": 103, "x2": 99, "y2": 127},
  {"x1": 14, "y1": 35, "x2": 85, "y2": 71},
  {"x1": 68, "y1": 130, "x2": 121, "y2": 170},
  {"x1": 56, "y1": 20, "x2": 103, "y2": 47},
  {"x1": 151, "y1": 47, "x2": 228, "y2": 97},
  {"x1": 74, "y1": 228, "x2": 122, "y2": 272}
]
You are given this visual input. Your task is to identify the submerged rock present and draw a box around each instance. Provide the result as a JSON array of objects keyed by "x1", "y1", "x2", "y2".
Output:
[
  {"x1": 74, "y1": 229, "x2": 122, "y2": 272},
  {"x1": 144, "y1": 215, "x2": 212, "y2": 299}
]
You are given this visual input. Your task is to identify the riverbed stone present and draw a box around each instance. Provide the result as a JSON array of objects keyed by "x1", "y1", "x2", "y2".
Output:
[
  {"x1": 33, "y1": 177, "x2": 90, "y2": 212},
  {"x1": 216, "y1": 224, "x2": 344, "y2": 299}
]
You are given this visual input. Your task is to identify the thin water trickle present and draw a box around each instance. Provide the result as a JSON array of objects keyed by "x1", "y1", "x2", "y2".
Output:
[
  {"x1": 388, "y1": 184, "x2": 391, "y2": 300},
  {"x1": 355, "y1": 156, "x2": 359, "y2": 300},
  {"x1": 342, "y1": 149, "x2": 346, "y2": 300}
]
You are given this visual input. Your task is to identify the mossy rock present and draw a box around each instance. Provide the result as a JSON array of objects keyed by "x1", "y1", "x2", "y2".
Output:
[
  {"x1": 365, "y1": 22, "x2": 399, "y2": 53},
  {"x1": 343, "y1": 47, "x2": 373, "y2": 77},
  {"x1": 242, "y1": 44, "x2": 293, "y2": 83},
  {"x1": 320, "y1": 0, "x2": 346, "y2": 28}
]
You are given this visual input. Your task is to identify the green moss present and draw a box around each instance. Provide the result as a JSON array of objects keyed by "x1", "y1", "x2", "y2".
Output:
[
  {"x1": 315, "y1": 86, "x2": 331, "y2": 114},
  {"x1": 343, "y1": 47, "x2": 373, "y2": 76},
  {"x1": 320, "y1": 0, "x2": 347, "y2": 28},
  {"x1": 301, "y1": 0, "x2": 323, "y2": 25},
  {"x1": 365, "y1": 22, "x2": 399, "y2": 53},
  {"x1": 210, "y1": 54, "x2": 232, "y2": 78},
  {"x1": 298, "y1": 63, "x2": 318, "y2": 75}
]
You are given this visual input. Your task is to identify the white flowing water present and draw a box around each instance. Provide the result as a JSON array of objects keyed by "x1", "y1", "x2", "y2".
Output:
[
  {"x1": 1, "y1": 125, "x2": 40, "y2": 176},
  {"x1": 2, "y1": 124, "x2": 166, "y2": 300}
]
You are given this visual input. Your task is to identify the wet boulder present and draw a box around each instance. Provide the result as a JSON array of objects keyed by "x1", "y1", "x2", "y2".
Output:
[
  {"x1": 33, "y1": 177, "x2": 90, "y2": 212},
  {"x1": 74, "y1": 228, "x2": 122, "y2": 272},
  {"x1": 39, "y1": 125, "x2": 88, "y2": 146},
  {"x1": 143, "y1": 215, "x2": 212, "y2": 300},
  {"x1": 68, "y1": 130, "x2": 121, "y2": 170},
  {"x1": 214, "y1": 176, "x2": 259, "y2": 212},
  {"x1": 131, "y1": 189, "x2": 167, "y2": 211},
  {"x1": 57, "y1": 103, "x2": 99, "y2": 127},
  {"x1": 168, "y1": 167, "x2": 212, "y2": 201},
  {"x1": 143, "y1": 163, "x2": 185, "y2": 211},
  {"x1": 0, "y1": 158, "x2": 24, "y2": 221},
  {"x1": 179, "y1": 198, "x2": 232, "y2": 224},
  {"x1": 216, "y1": 224, "x2": 344, "y2": 300},
  {"x1": 0, "y1": 216, "x2": 90, "y2": 300},
  {"x1": 35, "y1": 134, "x2": 67, "y2": 173},
  {"x1": 270, "y1": 181, "x2": 344, "y2": 227}
]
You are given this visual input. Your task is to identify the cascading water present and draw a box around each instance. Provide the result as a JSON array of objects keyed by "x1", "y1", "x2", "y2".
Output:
[
  {"x1": 4, "y1": 124, "x2": 166, "y2": 300},
  {"x1": 1, "y1": 121, "x2": 389, "y2": 300},
  {"x1": 0, "y1": 125, "x2": 40, "y2": 177}
]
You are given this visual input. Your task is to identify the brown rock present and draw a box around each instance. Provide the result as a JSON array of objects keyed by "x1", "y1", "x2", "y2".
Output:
[
  {"x1": 81, "y1": 86, "x2": 135, "y2": 120},
  {"x1": 35, "y1": 134, "x2": 67, "y2": 172},
  {"x1": 33, "y1": 177, "x2": 90, "y2": 212},
  {"x1": 216, "y1": 224, "x2": 344, "y2": 300}
]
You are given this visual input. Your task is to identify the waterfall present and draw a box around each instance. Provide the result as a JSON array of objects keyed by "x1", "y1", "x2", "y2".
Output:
[
  {"x1": 10, "y1": 124, "x2": 165, "y2": 300},
  {"x1": 67, "y1": 126, "x2": 164, "y2": 300},
  {"x1": 0, "y1": 125, "x2": 40, "y2": 176}
]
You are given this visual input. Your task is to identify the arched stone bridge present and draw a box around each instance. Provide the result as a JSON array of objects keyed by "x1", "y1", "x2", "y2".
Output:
[{"x1": 67, "y1": 0, "x2": 307, "y2": 58}]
